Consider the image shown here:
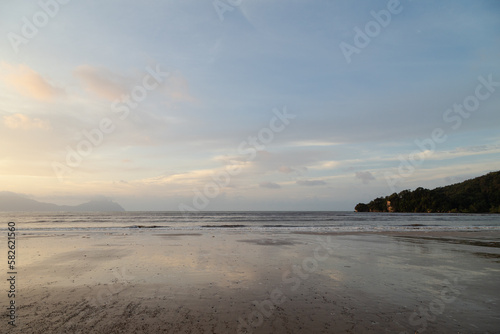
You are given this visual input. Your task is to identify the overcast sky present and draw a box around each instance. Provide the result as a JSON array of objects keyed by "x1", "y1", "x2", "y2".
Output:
[{"x1": 1, "y1": 0, "x2": 499, "y2": 211}]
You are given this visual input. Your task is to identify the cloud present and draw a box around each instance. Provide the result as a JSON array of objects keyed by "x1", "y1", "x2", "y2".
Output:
[
  {"x1": 355, "y1": 171, "x2": 376, "y2": 184},
  {"x1": 74, "y1": 66, "x2": 195, "y2": 107},
  {"x1": 0, "y1": 63, "x2": 64, "y2": 101},
  {"x1": 451, "y1": 145, "x2": 500, "y2": 154},
  {"x1": 259, "y1": 181, "x2": 281, "y2": 189},
  {"x1": 3, "y1": 113, "x2": 51, "y2": 130},
  {"x1": 164, "y1": 72, "x2": 195, "y2": 103},
  {"x1": 290, "y1": 140, "x2": 342, "y2": 147},
  {"x1": 310, "y1": 161, "x2": 339, "y2": 170},
  {"x1": 278, "y1": 166, "x2": 293, "y2": 174},
  {"x1": 74, "y1": 64, "x2": 130, "y2": 101},
  {"x1": 278, "y1": 165, "x2": 309, "y2": 175},
  {"x1": 296, "y1": 179, "x2": 327, "y2": 186}
]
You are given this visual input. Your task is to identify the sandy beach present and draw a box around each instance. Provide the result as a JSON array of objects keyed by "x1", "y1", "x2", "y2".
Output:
[{"x1": 5, "y1": 230, "x2": 500, "y2": 333}]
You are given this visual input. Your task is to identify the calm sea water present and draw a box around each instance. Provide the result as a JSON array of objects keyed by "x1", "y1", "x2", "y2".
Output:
[{"x1": 1, "y1": 211, "x2": 500, "y2": 233}]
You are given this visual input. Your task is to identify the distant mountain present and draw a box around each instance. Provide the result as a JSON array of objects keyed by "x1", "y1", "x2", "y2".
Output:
[
  {"x1": 0, "y1": 192, "x2": 125, "y2": 212},
  {"x1": 70, "y1": 199, "x2": 125, "y2": 212},
  {"x1": 355, "y1": 171, "x2": 500, "y2": 213}
]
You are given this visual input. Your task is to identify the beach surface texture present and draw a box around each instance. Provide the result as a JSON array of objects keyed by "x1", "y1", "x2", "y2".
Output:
[
  {"x1": 2, "y1": 230, "x2": 500, "y2": 333},
  {"x1": 3, "y1": 212, "x2": 500, "y2": 333}
]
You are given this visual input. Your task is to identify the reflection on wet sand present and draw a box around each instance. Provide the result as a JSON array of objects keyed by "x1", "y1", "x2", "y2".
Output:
[{"x1": 14, "y1": 230, "x2": 500, "y2": 333}]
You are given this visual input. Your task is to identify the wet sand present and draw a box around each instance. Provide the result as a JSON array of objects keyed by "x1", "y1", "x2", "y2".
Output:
[{"x1": 4, "y1": 230, "x2": 500, "y2": 333}]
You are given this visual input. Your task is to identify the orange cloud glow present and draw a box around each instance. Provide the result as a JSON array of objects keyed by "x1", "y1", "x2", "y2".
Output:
[
  {"x1": 0, "y1": 63, "x2": 64, "y2": 101},
  {"x1": 3, "y1": 113, "x2": 51, "y2": 130}
]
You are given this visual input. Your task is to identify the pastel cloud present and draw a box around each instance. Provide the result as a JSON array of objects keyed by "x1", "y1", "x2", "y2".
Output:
[
  {"x1": 74, "y1": 65, "x2": 195, "y2": 106},
  {"x1": 74, "y1": 64, "x2": 130, "y2": 101},
  {"x1": 0, "y1": 1, "x2": 498, "y2": 211},
  {"x1": 0, "y1": 63, "x2": 64, "y2": 101},
  {"x1": 3, "y1": 113, "x2": 51, "y2": 130},
  {"x1": 311, "y1": 161, "x2": 340, "y2": 170},
  {"x1": 278, "y1": 166, "x2": 293, "y2": 174},
  {"x1": 164, "y1": 72, "x2": 195, "y2": 103}
]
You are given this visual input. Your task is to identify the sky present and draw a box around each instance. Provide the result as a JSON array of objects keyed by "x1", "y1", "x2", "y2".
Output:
[{"x1": 0, "y1": 0, "x2": 499, "y2": 211}]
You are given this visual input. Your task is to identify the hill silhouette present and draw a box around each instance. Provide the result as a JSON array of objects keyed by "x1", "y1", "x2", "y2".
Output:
[
  {"x1": 0, "y1": 192, "x2": 125, "y2": 212},
  {"x1": 355, "y1": 171, "x2": 500, "y2": 213}
]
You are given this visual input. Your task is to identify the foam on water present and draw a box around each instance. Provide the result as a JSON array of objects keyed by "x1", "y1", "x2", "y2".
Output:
[{"x1": 1, "y1": 211, "x2": 500, "y2": 233}]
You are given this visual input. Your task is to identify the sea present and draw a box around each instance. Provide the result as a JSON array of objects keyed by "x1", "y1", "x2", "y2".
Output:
[{"x1": 2, "y1": 211, "x2": 500, "y2": 233}]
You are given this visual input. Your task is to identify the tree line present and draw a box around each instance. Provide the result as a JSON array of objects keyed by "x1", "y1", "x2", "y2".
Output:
[{"x1": 355, "y1": 171, "x2": 500, "y2": 213}]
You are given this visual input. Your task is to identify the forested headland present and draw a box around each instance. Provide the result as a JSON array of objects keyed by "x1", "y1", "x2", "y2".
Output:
[{"x1": 355, "y1": 171, "x2": 500, "y2": 213}]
